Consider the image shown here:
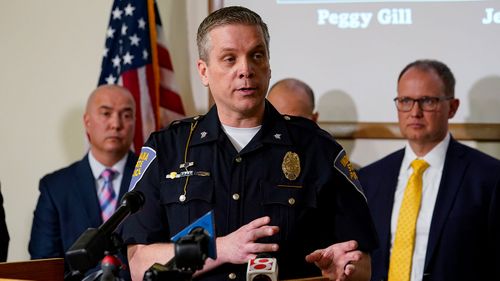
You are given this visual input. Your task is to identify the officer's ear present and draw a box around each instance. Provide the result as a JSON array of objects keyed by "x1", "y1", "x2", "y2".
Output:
[{"x1": 197, "y1": 59, "x2": 209, "y2": 87}]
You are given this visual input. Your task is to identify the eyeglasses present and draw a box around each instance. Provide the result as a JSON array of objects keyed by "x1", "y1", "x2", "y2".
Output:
[{"x1": 393, "y1": 96, "x2": 454, "y2": 112}]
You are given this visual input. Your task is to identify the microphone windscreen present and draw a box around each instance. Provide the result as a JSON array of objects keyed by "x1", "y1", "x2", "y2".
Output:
[
  {"x1": 121, "y1": 190, "x2": 145, "y2": 213},
  {"x1": 100, "y1": 255, "x2": 121, "y2": 281},
  {"x1": 101, "y1": 254, "x2": 121, "y2": 268}
]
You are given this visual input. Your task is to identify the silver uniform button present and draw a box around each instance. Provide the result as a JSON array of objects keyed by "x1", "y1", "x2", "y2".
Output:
[
  {"x1": 288, "y1": 197, "x2": 296, "y2": 205},
  {"x1": 179, "y1": 194, "x2": 186, "y2": 202},
  {"x1": 232, "y1": 193, "x2": 240, "y2": 201},
  {"x1": 228, "y1": 272, "x2": 237, "y2": 279},
  {"x1": 235, "y1": 156, "x2": 242, "y2": 163},
  {"x1": 284, "y1": 115, "x2": 291, "y2": 120}
]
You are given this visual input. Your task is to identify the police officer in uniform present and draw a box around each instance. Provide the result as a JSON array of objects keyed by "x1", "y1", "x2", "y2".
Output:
[{"x1": 122, "y1": 6, "x2": 377, "y2": 281}]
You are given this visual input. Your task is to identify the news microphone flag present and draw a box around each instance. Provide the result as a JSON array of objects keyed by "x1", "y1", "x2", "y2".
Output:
[
  {"x1": 171, "y1": 210, "x2": 217, "y2": 260},
  {"x1": 247, "y1": 255, "x2": 279, "y2": 281},
  {"x1": 98, "y1": 0, "x2": 185, "y2": 153}
]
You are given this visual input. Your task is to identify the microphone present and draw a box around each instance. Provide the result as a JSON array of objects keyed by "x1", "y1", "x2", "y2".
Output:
[
  {"x1": 100, "y1": 255, "x2": 122, "y2": 281},
  {"x1": 65, "y1": 190, "x2": 145, "y2": 278},
  {"x1": 143, "y1": 211, "x2": 216, "y2": 281},
  {"x1": 246, "y1": 253, "x2": 279, "y2": 281},
  {"x1": 98, "y1": 190, "x2": 145, "y2": 235}
]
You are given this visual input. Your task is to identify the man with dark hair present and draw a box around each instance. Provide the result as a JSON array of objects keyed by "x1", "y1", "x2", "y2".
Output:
[
  {"x1": 268, "y1": 78, "x2": 319, "y2": 122},
  {"x1": 359, "y1": 59, "x2": 500, "y2": 281},
  {"x1": 122, "y1": 6, "x2": 377, "y2": 281}
]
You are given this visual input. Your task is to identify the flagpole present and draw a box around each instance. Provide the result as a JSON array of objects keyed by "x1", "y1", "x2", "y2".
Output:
[{"x1": 147, "y1": 0, "x2": 161, "y2": 130}]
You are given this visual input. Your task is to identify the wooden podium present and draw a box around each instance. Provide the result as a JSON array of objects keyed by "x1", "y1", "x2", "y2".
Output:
[
  {"x1": 0, "y1": 258, "x2": 63, "y2": 281},
  {"x1": 0, "y1": 258, "x2": 326, "y2": 281},
  {"x1": 285, "y1": 277, "x2": 328, "y2": 281}
]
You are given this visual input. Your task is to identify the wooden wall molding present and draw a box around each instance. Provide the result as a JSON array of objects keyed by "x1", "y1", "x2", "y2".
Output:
[{"x1": 319, "y1": 122, "x2": 500, "y2": 141}]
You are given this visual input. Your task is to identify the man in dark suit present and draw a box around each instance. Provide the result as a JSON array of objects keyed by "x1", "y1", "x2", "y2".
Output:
[
  {"x1": 0, "y1": 182, "x2": 8, "y2": 262},
  {"x1": 358, "y1": 59, "x2": 500, "y2": 281},
  {"x1": 29, "y1": 85, "x2": 137, "y2": 274}
]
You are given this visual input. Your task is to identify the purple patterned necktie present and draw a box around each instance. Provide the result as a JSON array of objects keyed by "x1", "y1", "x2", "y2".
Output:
[{"x1": 99, "y1": 168, "x2": 117, "y2": 222}]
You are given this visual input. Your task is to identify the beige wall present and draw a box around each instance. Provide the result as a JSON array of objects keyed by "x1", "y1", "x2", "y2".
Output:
[
  {"x1": 0, "y1": 0, "x2": 498, "y2": 263},
  {"x1": 0, "y1": 0, "x2": 207, "y2": 262}
]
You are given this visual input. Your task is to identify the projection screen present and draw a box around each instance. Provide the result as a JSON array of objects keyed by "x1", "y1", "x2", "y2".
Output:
[{"x1": 223, "y1": 0, "x2": 500, "y2": 124}]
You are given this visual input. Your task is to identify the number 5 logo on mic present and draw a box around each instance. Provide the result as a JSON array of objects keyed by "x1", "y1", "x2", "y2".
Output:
[{"x1": 247, "y1": 256, "x2": 279, "y2": 281}]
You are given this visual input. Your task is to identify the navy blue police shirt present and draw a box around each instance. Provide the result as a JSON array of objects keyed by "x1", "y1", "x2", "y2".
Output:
[{"x1": 122, "y1": 102, "x2": 378, "y2": 280}]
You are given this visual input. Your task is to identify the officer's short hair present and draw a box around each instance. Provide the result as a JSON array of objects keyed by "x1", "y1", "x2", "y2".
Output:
[{"x1": 196, "y1": 6, "x2": 270, "y2": 63}]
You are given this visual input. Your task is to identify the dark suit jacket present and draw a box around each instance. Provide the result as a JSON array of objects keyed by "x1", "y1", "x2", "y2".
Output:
[
  {"x1": 359, "y1": 138, "x2": 500, "y2": 281},
  {"x1": 29, "y1": 152, "x2": 137, "y2": 262},
  {"x1": 0, "y1": 188, "x2": 9, "y2": 262}
]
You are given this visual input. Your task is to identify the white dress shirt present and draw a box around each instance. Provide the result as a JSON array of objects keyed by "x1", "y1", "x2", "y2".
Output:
[
  {"x1": 88, "y1": 151, "x2": 128, "y2": 201},
  {"x1": 390, "y1": 133, "x2": 450, "y2": 281}
]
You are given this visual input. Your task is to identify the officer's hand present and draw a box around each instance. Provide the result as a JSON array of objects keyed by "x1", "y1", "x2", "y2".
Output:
[
  {"x1": 305, "y1": 240, "x2": 363, "y2": 281},
  {"x1": 216, "y1": 216, "x2": 279, "y2": 265}
]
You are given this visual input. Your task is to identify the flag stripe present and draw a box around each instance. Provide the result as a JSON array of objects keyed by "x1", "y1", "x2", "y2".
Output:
[
  {"x1": 157, "y1": 42, "x2": 174, "y2": 71},
  {"x1": 121, "y1": 69, "x2": 145, "y2": 150},
  {"x1": 160, "y1": 88, "x2": 185, "y2": 114},
  {"x1": 160, "y1": 67, "x2": 179, "y2": 93},
  {"x1": 138, "y1": 68, "x2": 156, "y2": 143}
]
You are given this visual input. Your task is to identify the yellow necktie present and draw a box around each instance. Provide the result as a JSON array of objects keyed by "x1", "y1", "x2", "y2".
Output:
[{"x1": 388, "y1": 159, "x2": 429, "y2": 281}]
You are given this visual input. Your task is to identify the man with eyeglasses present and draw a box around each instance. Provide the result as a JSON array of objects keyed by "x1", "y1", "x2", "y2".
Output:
[{"x1": 358, "y1": 59, "x2": 500, "y2": 281}]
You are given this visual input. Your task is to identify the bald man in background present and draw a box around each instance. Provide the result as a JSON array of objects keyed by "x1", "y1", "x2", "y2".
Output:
[
  {"x1": 267, "y1": 78, "x2": 319, "y2": 121},
  {"x1": 29, "y1": 85, "x2": 138, "y2": 277}
]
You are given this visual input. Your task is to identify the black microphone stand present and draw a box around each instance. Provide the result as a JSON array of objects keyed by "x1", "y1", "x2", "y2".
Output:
[
  {"x1": 64, "y1": 191, "x2": 144, "y2": 281},
  {"x1": 143, "y1": 227, "x2": 210, "y2": 281},
  {"x1": 64, "y1": 232, "x2": 122, "y2": 281}
]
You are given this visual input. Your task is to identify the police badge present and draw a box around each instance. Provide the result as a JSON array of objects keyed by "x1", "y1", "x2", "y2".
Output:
[{"x1": 282, "y1": 151, "x2": 301, "y2": 181}]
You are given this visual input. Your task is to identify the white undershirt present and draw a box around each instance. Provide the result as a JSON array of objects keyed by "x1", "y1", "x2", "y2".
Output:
[
  {"x1": 88, "y1": 151, "x2": 128, "y2": 198},
  {"x1": 390, "y1": 133, "x2": 450, "y2": 281},
  {"x1": 221, "y1": 124, "x2": 262, "y2": 152}
]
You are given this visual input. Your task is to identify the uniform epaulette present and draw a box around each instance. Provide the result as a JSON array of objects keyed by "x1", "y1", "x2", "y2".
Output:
[
  {"x1": 282, "y1": 114, "x2": 336, "y2": 142},
  {"x1": 281, "y1": 114, "x2": 315, "y2": 125},
  {"x1": 168, "y1": 115, "x2": 205, "y2": 128},
  {"x1": 281, "y1": 114, "x2": 321, "y2": 130},
  {"x1": 316, "y1": 126, "x2": 336, "y2": 141}
]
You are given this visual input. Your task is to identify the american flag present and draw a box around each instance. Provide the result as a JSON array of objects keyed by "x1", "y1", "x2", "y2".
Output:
[{"x1": 98, "y1": 0, "x2": 185, "y2": 152}]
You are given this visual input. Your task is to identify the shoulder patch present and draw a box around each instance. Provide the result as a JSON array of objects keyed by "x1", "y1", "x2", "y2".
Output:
[
  {"x1": 333, "y1": 150, "x2": 366, "y2": 201},
  {"x1": 168, "y1": 115, "x2": 204, "y2": 129},
  {"x1": 128, "y1": 146, "x2": 156, "y2": 191}
]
